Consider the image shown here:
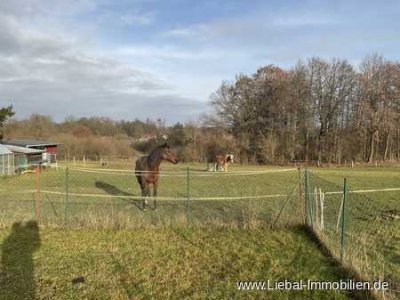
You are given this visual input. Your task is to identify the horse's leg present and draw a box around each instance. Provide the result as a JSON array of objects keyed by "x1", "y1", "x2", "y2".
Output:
[
  {"x1": 214, "y1": 163, "x2": 217, "y2": 172},
  {"x1": 153, "y1": 181, "x2": 158, "y2": 210},
  {"x1": 141, "y1": 186, "x2": 146, "y2": 210},
  {"x1": 141, "y1": 182, "x2": 149, "y2": 211}
]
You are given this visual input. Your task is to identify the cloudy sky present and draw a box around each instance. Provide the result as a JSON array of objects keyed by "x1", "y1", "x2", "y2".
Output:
[{"x1": 1, "y1": 0, "x2": 400, "y2": 123}]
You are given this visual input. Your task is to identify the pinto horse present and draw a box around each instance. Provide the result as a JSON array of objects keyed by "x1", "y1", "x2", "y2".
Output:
[
  {"x1": 135, "y1": 143, "x2": 178, "y2": 210},
  {"x1": 214, "y1": 152, "x2": 234, "y2": 172}
]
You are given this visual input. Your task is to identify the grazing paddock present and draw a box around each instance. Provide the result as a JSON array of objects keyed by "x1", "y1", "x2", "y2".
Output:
[
  {"x1": 0, "y1": 164, "x2": 399, "y2": 299},
  {"x1": 0, "y1": 226, "x2": 352, "y2": 300},
  {"x1": 0, "y1": 166, "x2": 302, "y2": 228}
]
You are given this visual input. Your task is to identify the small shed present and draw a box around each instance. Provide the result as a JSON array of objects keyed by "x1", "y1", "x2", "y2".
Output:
[
  {"x1": 0, "y1": 144, "x2": 15, "y2": 175},
  {"x1": 1, "y1": 139, "x2": 61, "y2": 168},
  {"x1": 4, "y1": 145, "x2": 44, "y2": 172}
]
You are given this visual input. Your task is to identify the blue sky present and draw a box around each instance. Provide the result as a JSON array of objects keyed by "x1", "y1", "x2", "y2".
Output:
[{"x1": 1, "y1": 0, "x2": 400, "y2": 123}]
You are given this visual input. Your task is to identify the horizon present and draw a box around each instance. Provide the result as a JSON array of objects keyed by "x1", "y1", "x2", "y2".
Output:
[{"x1": 1, "y1": 0, "x2": 400, "y2": 123}]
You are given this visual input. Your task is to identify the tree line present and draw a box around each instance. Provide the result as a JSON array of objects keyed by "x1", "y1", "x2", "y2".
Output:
[
  {"x1": 1, "y1": 54, "x2": 399, "y2": 164},
  {"x1": 1, "y1": 113, "x2": 229, "y2": 162},
  {"x1": 210, "y1": 55, "x2": 400, "y2": 163}
]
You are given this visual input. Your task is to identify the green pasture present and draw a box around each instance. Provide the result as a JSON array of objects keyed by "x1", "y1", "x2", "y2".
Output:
[
  {"x1": 0, "y1": 165, "x2": 303, "y2": 228},
  {"x1": 0, "y1": 164, "x2": 399, "y2": 299},
  {"x1": 0, "y1": 226, "x2": 353, "y2": 300}
]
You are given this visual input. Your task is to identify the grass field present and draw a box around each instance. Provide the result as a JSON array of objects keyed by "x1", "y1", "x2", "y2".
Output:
[
  {"x1": 0, "y1": 164, "x2": 303, "y2": 228},
  {"x1": 0, "y1": 162, "x2": 399, "y2": 299},
  {"x1": 0, "y1": 225, "x2": 354, "y2": 300}
]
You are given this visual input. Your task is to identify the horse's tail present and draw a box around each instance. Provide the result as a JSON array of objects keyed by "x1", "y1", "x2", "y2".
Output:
[
  {"x1": 135, "y1": 157, "x2": 145, "y2": 186},
  {"x1": 136, "y1": 176, "x2": 142, "y2": 186}
]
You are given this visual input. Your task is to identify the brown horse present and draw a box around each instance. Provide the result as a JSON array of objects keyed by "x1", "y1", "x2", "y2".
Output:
[
  {"x1": 135, "y1": 143, "x2": 178, "y2": 210},
  {"x1": 213, "y1": 152, "x2": 234, "y2": 172}
]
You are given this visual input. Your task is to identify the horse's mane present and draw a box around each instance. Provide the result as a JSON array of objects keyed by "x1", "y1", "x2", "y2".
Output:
[{"x1": 147, "y1": 143, "x2": 169, "y2": 165}]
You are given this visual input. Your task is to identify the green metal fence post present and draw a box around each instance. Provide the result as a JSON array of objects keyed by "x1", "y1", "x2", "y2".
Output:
[
  {"x1": 186, "y1": 167, "x2": 191, "y2": 226},
  {"x1": 340, "y1": 178, "x2": 348, "y2": 261},
  {"x1": 304, "y1": 168, "x2": 313, "y2": 229},
  {"x1": 299, "y1": 168, "x2": 305, "y2": 225},
  {"x1": 64, "y1": 167, "x2": 69, "y2": 228},
  {"x1": 304, "y1": 169, "x2": 308, "y2": 225}
]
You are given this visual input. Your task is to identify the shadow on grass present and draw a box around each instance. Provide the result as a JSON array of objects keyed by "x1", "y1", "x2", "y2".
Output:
[
  {"x1": 0, "y1": 220, "x2": 41, "y2": 300},
  {"x1": 94, "y1": 181, "x2": 274, "y2": 226},
  {"x1": 299, "y1": 225, "x2": 378, "y2": 300},
  {"x1": 95, "y1": 181, "x2": 144, "y2": 211}
]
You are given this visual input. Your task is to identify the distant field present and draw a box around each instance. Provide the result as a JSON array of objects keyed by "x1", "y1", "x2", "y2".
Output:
[
  {"x1": 312, "y1": 165, "x2": 400, "y2": 189},
  {"x1": 0, "y1": 226, "x2": 352, "y2": 300}
]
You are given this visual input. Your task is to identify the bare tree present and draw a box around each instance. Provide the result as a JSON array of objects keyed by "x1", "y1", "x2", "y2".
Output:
[
  {"x1": 209, "y1": 55, "x2": 399, "y2": 164},
  {"x1": 307, "y1": 58, "x2": 356, "y2": 162}
]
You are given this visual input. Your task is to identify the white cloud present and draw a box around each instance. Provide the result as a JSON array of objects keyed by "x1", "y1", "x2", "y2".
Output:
[
  {"x1": 115, "y1": 45, "x2": 229, "y2": 61},
  {"x1": 2, "y1": 0, "x2": 399, "y2": 124},
  {"x1": 271, "y1": 15, "x2": 338, "y2": 27},
  {"x1": 162, "y1": 28, "x2": 194, "y2": 37},
  {"x1": 120, "y1": 13, "x2": 154, "y2": 26},
  {"x1": 0, "y1": 2, "x2": 207, "y2": 123},
  {"x1": 0, "y1": 0, "x2": 96, "y2": 18}
]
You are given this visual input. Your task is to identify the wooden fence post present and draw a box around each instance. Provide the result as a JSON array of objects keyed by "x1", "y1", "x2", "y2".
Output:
[{"x1": 35, "y1": 166, "x2": 41, "y2": 220}]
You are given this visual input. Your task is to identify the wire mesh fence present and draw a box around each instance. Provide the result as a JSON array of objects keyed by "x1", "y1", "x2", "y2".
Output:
[
  {"x1": 0, "y1": 166, "x2": 303, "y2": 229},
  {"x1": 1, "y1": 165, "x2": 398, "y2": 298},
  {"x1": 305, "y1": 170, "x2": 400, "y2": 299}
]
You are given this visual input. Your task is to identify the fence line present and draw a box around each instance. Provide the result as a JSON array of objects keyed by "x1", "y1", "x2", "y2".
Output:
[
  {"x1": 2, "y1": 186, "x2": 399, "y2": 200},
  {"x1": 304, "y1": 170, "x2": 399, "y2": 299},
  {"x1": 1, "y1": 166, "x2": 399, "y2": 298},
  {"x1": 67, "y1": 166, "x2": 299, "y2": 176},
  {"x1": 0, "y1": 166, "x2": 304, "y2": 229},
  {"x1": 38, "y1": 190, "x2": 290, "y2": 201}
]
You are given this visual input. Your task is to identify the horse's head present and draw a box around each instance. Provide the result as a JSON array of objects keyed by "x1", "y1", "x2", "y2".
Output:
[
  {"x1": 161, "y1": 143, "x2": 179, "y2": 164},
  {"x1": 226, "y1": 153, "x2": 234, "y2": 163}
]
